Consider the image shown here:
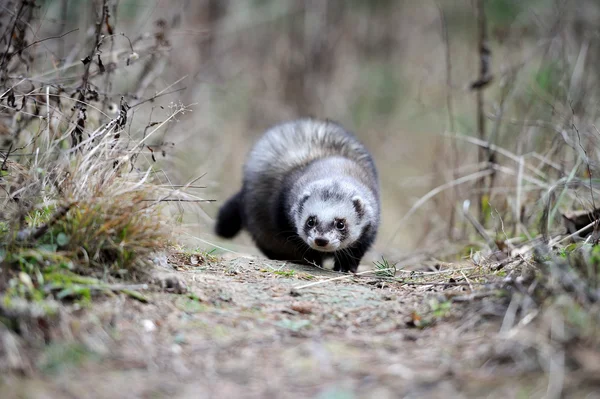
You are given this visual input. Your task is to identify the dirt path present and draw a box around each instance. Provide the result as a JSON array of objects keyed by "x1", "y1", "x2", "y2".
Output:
[{"x1": 1, "y1": 252, "x2": 554, "y2": 398}]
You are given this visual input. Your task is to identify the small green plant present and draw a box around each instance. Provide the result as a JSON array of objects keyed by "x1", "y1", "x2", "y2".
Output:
[
  {"x1": 175, "y1": 296, "x2": 209, "y2": 313},
  {"x1": 373, "y1": 256, "x2": 398, "y2": 278},
  {"x1": 274, "y1": 269, "x2": 295, "y2": 277},
  {"x1": 590, "y1": 245, "x2": 600, "y2": 266},
  {"x1": 557, "y1": 243, "x2": 578, "y2": 259},
  {"x1": 25, "y1": 206, "x2": 55, "y2": 228},
  {"x1": 38, "y1": 342, "x2": 100, "y2": 375},
  {"x1": 429, "y1": 298, "x2": 452, "y2": 318},
  {"x1": 297, "y1": 272, "x2": 315, "y2": 280},
  {"x1": 557, "y1": 247, "x2": 568, "y2": 258}
]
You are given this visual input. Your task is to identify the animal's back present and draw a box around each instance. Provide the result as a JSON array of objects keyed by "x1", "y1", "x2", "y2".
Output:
[
  {"x1": 244, "y1": 119, "x2": 377, "y2": 187},
  {"x1": 240, "y1": 119, "x2": 378, "y2": 259}
]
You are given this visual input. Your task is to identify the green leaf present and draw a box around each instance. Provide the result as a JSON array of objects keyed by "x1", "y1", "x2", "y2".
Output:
[
  {"x1": 56, "y1": 232, "x2": 70, "y2": 247},
  {"x1": 38, "y1": 244, "x2": 58, "y2": 253}
]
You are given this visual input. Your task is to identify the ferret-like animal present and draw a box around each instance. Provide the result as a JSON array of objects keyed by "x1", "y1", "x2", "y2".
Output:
[{"x1": 215, "y1": 118, "x2": 380, "y2": 273}]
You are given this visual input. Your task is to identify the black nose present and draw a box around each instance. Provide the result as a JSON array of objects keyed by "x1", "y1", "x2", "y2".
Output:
[{"x1": 314, "y1": 238, "x2": 329, "y2": 247}]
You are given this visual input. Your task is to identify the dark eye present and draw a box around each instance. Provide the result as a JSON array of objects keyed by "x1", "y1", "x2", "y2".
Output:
[
  {"x1": 306, "y1": 217, "x2": 316, "y2": 228},
  {"x1": 335, "y1": 220, "x2": 345, "y2": 230}
]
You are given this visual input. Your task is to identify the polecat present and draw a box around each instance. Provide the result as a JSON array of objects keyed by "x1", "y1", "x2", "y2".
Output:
[{"x1": 215, "y1": 118, "x2": 380, "y2": 273}]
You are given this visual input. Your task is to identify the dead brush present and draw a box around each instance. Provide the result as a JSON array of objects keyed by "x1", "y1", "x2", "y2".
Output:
[
  {"x1": 0, "y1": 102, "x2": 198, "y2": 298},
  {"x1": 0, "y1": 0, "x2": 201, "y2": 307},
  {"x1": 385, "y1": 4, "x2": 600, "y2": 395}
]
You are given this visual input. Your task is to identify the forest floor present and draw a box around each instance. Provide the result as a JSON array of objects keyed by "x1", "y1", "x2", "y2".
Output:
[{"x1": 0, "y1": 248, "x2": 595, "y2": 399}]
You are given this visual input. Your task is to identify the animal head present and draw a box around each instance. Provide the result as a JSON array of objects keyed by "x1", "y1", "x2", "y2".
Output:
[{"x1": 292, "y1": 183, "x2": 373, "y2": 252}]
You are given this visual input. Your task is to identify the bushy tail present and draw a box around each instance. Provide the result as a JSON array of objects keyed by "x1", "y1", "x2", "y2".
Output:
[{"x1": 215, "y1": 191, "x2": 244, "y2": 238}]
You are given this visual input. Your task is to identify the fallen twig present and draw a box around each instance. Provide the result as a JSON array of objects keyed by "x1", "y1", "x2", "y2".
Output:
[{"x1": 292, "y1": 268, "x2": 396, "y2": 290}]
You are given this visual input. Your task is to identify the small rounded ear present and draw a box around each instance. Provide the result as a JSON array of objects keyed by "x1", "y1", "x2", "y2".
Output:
[{"x1": 352, "y1": 196, "x2": 365, "y2": 220}]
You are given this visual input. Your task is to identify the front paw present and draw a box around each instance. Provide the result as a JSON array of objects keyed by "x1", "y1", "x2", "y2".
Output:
[
  {"x1": 344, "y1": 263, "x2": 359, "y2": 274},
  {"x1": 303, "y1": 251, "x2": 323, "y2": 268},
  {"x1": 333, "y1": 260, "x2": 358, "y2": 274}
]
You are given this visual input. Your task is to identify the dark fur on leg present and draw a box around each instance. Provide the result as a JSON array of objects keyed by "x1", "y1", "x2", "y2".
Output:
[
  {"x1": 256, "y1": 243, "x2": 282, "y2": 260},
  {"x1": 333, "y1": 229, "x2": 375, "y2": 273},
  {"x1": 215, "y1": 191, "x2": 244, "y2": 238},
  {"x1": 257, "y1": 243, "x2": 324, "y2": 267},
  {"x1": 333, "y1": 248, "x2": 363, "y2": 273}
]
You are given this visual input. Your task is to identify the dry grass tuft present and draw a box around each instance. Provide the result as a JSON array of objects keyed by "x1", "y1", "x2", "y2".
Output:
[
  {"x1": 0, "y1": 0, "x2": 201, "y2": 309},
  {"x1": 0, "y1": 105, "x2": 198, "y2": 303}
]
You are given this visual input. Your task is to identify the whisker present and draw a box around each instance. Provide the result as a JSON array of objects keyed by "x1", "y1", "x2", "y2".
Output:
[
  {"x1": 285, "y1": 235, "x2": 305, "y2": 246},
  {"x1": 274, "y1": 229, "x2": 297, "y2": 238},
  {"x1": 343, "y1": 248, "x2": 359, "y2": 261},
  {"x1": 300, "y1": 245, "x2": 312, "y2": 261}
]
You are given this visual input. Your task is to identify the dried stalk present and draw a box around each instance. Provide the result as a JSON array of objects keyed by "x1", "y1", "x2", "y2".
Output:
[{"x1": 472, "y1": 0, "x2": 493, "y2": 224}]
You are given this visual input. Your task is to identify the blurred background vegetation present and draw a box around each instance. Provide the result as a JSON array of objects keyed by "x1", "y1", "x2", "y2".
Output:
[{"x1": 5, "y1": 0, "x2": 600, "y2": 259}]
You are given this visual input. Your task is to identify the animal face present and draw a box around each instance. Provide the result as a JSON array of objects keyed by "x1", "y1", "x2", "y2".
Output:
[{"x1": 294, "y1": 189, "x2": 370, "y2": 252}]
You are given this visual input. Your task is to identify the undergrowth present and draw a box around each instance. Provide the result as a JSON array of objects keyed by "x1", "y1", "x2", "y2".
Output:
[
  {"x1": 0, "y1": 1, "x2": 199, "y2": 318},
  {"x1": 374, "y1": 2, "x2": 600, "y2": 394}
]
